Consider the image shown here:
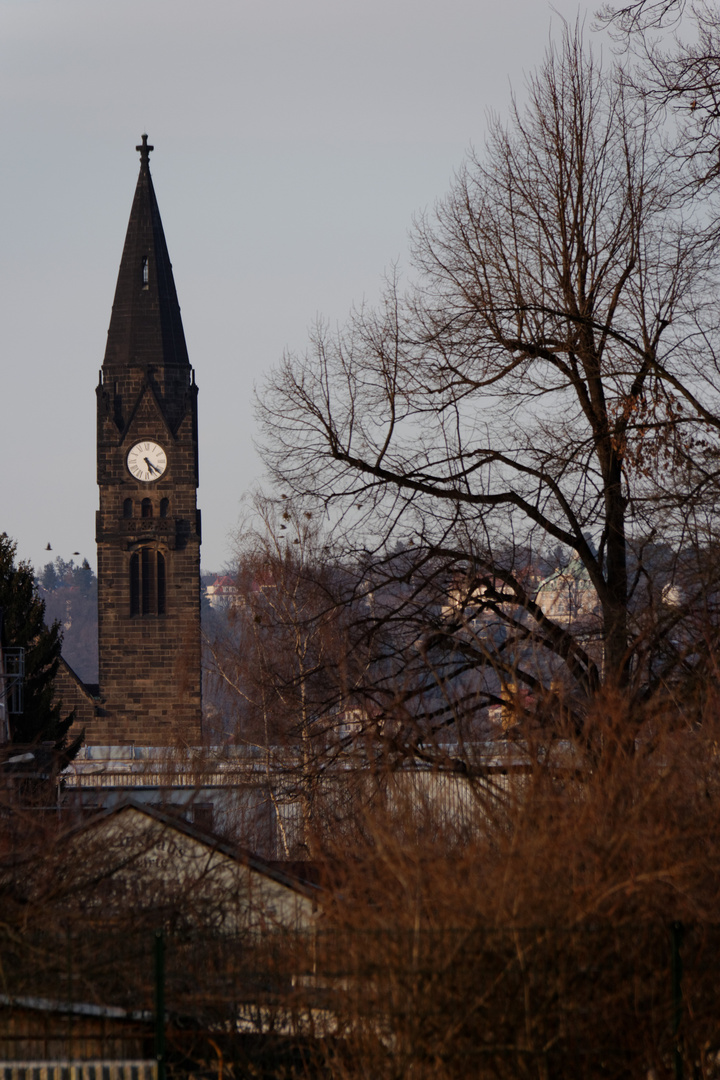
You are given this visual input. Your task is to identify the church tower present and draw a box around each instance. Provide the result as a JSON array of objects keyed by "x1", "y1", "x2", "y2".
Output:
[{"x1": 94, "y1": 136, "x2": 202, "y2": 746}]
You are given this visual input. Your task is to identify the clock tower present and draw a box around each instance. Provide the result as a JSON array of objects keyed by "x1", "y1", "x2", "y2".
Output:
[{"x1": 93, "y1": 136, "x2": 202, "y2": 746}]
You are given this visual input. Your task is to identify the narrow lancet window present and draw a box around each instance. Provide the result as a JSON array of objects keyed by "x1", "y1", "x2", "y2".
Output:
[
  {"x1": 123, "y1": 498, "x2": 133, "y2": 519},
  {"x1": 141, "y1": 547, "x2": 154, "y2": 613},
  {"x1": 142, "y1": 256, "x2": 149, "y2": 289},
  {"x1": 157, "y1": 552, "x2": 166, "y2": 615},
  {"x1": 160, "y1": 498, "x2": 169, "y2": 519},
  {"x1": 142, "y1": 498, "x2": 153, "y2": 519},
  {"x1": 130, "y1": 553, "x2": 140, "y2": 615},
  {"x1": 130, "y1": 547, "x2": 166, "y2": 616}
]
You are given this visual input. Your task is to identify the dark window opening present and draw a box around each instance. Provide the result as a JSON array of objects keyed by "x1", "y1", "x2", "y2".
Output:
[
  {"x1": 193, "y1": 804, "x2": 214, "y2": 833},
  {"x1": 160, "y1": 497, "x2": 169, "y2": 518},
  {"x1": 157, "y1": 552, "x2": 166, "y2": 615},
  {"x1": 141, "y1": 547, "x2": 154, "y2": 614},
  {"x1": 130, "y1": 553, "x2": 140, "y2": 616},
  {"x1": 142, "y1": 256, "x2": 149, "y2": 288},
  {"x1": 142, "y1": 498, "x2": 153, "y2": 519},
  {"x1": 130, "y1": 547, "x2": 166, "y2": 616},
  {"x1": 123, "y1": 498, "x2": 133, "y2": 519}
]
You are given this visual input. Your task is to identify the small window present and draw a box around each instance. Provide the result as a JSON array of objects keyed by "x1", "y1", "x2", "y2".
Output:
[
  {"x1": 123, "y1": 498, "x2": 133, "y2": 519},
  {"x1": 142, "y1": 256, "x2": 149, "y2": 288},
  {"x1": 160, "y1": 497, "x2": 169, "y2": 518},
  {"x1": 141, "y1": 498, "x2": 153, "y2": 519}
]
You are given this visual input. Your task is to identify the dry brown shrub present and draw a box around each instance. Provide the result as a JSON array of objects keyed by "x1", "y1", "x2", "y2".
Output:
[{"x1": 304, "y1": 691, "x2": 720, "y2": 1079}]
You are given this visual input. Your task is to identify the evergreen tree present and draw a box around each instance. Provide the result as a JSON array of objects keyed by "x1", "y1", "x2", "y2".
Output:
[
  {"x1": 75, "y1": 558, "x2": 94, "y2": 599},
  {"x1": 40, "y1": 561, "x2": 59, "y2": 592},
  {"x1": 0, "y1": 534, "x2": 76, "y2": 748}
]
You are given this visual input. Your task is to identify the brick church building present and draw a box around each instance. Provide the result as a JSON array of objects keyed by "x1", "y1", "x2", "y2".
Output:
[
  {"x1": 55, "y1": 140, "x2": 273, "y2": 853},
  {"x1": 59, "y1": 136, "x2": 202, "y2": 748}
]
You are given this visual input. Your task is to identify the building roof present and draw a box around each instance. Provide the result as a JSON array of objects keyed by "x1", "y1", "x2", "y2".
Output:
[
  {"x1": 69, "y1": 796, "x2": 320, "y2": 901},
  {"x1": 536, "y1": 554, "x2": 595, "y2": 593},
  {"x1": 209, "y1": 575, "x2": 237, "y2": 590}
]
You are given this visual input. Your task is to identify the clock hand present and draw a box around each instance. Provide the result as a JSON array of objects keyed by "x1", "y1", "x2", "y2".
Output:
[{"x1": 144, "y1": 457, "x2": 159, "y2": 474}]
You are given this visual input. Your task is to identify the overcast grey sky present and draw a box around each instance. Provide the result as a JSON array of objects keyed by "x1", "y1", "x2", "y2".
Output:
[{"x1": 0, "y1": 0, "x2": 594, "y2": 573}]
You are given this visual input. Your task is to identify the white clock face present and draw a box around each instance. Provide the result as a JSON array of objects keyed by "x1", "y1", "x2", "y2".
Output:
[{"x1": 127, "y1": 441, "x2": 167, "y2": 482}]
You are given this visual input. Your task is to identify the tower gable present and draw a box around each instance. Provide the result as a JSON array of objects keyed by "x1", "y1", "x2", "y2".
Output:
[{"x1": 122, "y1": 380, "x2": 178, "y2": 447}]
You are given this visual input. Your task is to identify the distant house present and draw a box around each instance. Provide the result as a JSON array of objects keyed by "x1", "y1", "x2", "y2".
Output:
[
  {"x1": 535, "y1": 552, "x2": 599, "y2": 630},
  {"x1": 205, "y1": 575, "x2": 239, "y2": 610}
]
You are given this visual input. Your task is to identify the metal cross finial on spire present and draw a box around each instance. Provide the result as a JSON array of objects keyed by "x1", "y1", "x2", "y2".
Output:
[{"x1": 136, "y1": 134, "x2": 154, "y2": 165}]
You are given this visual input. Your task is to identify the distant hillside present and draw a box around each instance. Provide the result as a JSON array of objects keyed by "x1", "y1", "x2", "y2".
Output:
[{"x1": 38, "y1": 557, "x2": 98, "y2": 684}]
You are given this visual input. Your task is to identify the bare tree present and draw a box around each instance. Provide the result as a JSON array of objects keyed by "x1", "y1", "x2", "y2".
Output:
[
  {"x1": 599, "y1": 1, "x2": 720, "y2": 194},
  {"x1": 204, "y1": 496, "x2": 373, "y2": 853},
  {"x1": 597, "y1": 0, "x2": 686, "y2": 31},
  {"x1": 259, "y1": 29, "x2": 720, "y2": 753}
]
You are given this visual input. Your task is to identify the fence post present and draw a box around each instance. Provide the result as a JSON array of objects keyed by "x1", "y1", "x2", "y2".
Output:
[
  {"x1": 671, "y1": 921, "x2": 684, "y2": 1080},
  {"x1": 155, "y1": 929, "x2": 166, "y2": 1080},
  {"x1": 66, "y1": 924, "x2": 74, "y2": 1063}
]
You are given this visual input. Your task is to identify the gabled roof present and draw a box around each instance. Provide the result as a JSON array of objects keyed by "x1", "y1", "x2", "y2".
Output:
[
  {"x1": 58, "y1": 655, "x2": 99, "y2": 705},
  {"x1": 103, "y1": 136, "x2": 189, "y2": 373},
  {"x1": 211, "y1": 575, "x2": 237, "y2": 589},
  {"x1": 69, "y1": 796, "x2": 320, "y2": 901}
]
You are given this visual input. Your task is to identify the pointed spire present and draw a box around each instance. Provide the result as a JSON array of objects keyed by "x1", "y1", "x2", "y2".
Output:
[{"x1": 103, "y1": 135, "x2": 190, "y2": 378}]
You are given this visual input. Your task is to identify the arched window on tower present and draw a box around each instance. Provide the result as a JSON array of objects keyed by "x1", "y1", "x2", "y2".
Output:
[
  {"x1": 130, "y1": 552, "x2": 140, "y2": 615},
  {"x1": 142, "y1": 256, "x2": 149, "y2": 289},
  {"x1": 141, "y1": 546, "x2": 155, "y2": 613},
  {"x1": 123, "y1": 498, "x2": 133, "y2": 519},
  {"x1": 160, "y1": 498, "x2": 169, "y2": 518},
  {"x1": 157, "y1": 551, "x2": 166, "y2": 614},
  {"x1": 142, "y1": 498, "x2": 153, "y2": 519},
  {"x1": 130, "y1": 547, "x2": 166, "y2": 616}
]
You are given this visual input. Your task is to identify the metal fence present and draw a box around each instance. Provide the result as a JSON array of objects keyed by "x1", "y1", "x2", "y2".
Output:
[
  {"x1": 0, "y1": 921, "x2": 717, "y2": 1078},
  {"x1": 0, "y1": 1064, "x2": 156, "y2": 1080}
]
